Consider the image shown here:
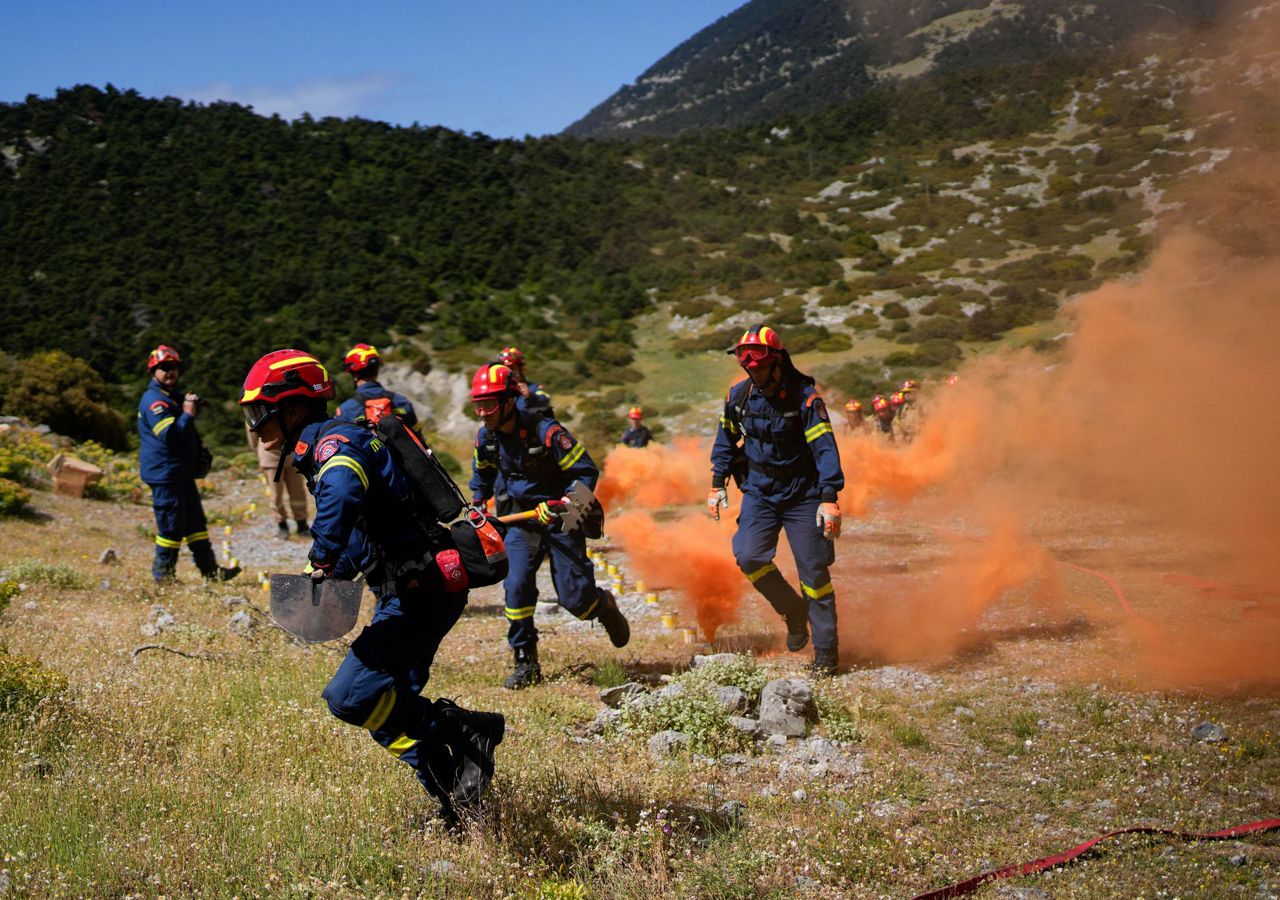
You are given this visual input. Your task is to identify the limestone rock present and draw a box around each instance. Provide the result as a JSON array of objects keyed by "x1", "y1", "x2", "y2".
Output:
[
  {"x1": 758, "y1": 677, "x2": 815, "y2": 737},
  {"x1": 648, "y1": 729, "x2": 690, "y2": 759}
]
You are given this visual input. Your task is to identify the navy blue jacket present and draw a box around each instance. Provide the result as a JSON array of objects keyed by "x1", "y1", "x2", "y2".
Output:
[
  {"x1": 710, "y1": 376, "x2": 844, "y2": 504},
  {"x1": 469, "y1": 410, "x2": 597, "y2": 508},
  {"x1": 137, "y1": 380, "x2": 201, "y2": 485},
  {"x1": 335, "y1": 381, "x2": 418, "y2": 428},
  {"x1": 292, "y1": 419, "x2": 424, "y2": 578},
  {"x1": 516, "y1": 381, "x2": 553, "y2": 419},
  {"x1": 620, "y1": 425, "x2": 653, "y2": 448}
]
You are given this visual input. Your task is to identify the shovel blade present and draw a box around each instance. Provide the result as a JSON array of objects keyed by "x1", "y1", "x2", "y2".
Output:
[
  {"x1": 559, "y1": 480, "x2": 596, "y2": 533},
  {"x1": 269, "y1": 574, "x2": 363, "y2": 642}
]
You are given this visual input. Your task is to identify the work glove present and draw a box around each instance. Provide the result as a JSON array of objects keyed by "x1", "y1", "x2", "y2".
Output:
[
  {"x1": 707, "y1": 487, "x2": 729, "y2": 521},
  {"x1": 535, "y1": 498, "x2": 567, "y2": 525},
  {"x1": 816, "y1": 502, "x2": 841, "y2": 541},
  {"x1": 304, "y1": 560, "x2": 333, "y2": 582}
]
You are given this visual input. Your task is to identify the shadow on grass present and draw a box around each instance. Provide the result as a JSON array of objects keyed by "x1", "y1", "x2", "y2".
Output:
[
  {"x1": 953, "y1": 616, "x2": 1096, "y2": 662},
  {"x1": 480, "y1": 765, "x2": 741, "y2": 876}
]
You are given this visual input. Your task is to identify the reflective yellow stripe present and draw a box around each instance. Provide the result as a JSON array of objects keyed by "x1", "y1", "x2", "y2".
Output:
[
  {"x1": 802, "y1": 581, "x2": 834, "y2": 600},
  {"x1": 152, "y1": 416, "x2": 175, "y2": 436},
  {"x1": 362, "y1": 688, "x2": 397, "y2": 731},
  {"x1": 269, "y1": 354, "x2": 321, "y2": 371},
  {"x1": 155, "y1": 535, "x2": 181, "y2": 548},
  {"x1": 577, "y1": 597, "x2": 600, "y2": 620},
  {"x1": 473, "y1": 449, "x2": 496, "y2": 470},
  {"x1": 387, "y1": 734, "x2": 418, "y2": 757},
  {"x1": 318, "y1": 456, "x2": 368, "y2": 491},
  {"x1": 185, "y1": 531, "x2": 209, "y2": 544},
  {"x1": 557, "y1": 442, "x2": 585, "y2": 470},
  {"x1": 719, "y1": 415, "x2": 739, "y2": 435},
  {"x1": 746, "y1": 563, "x2": 778, "y2": 584},
  {"x1": 393, "y1": 407, "x2": 406, "y2": 415},
  {"x1": 505, "y1": 605, "x2": 536, "y2": 621},
  {"x1": 805, "y1": 422, "x2": 833, "y2": 443}
]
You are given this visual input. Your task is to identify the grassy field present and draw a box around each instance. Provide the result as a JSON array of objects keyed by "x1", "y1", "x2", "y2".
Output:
[{"x1": 2, "y1": 469, "x2": 1277, "y2": 898}]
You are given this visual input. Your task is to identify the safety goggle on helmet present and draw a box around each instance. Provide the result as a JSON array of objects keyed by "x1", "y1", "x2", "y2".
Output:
[
  {"x1": 728, "y1": 324, "x2": 783, "y2": 369},
  {"x1": 470, "y1": 364, "x2": 515, "y2": 416},
  {"x1": 147, "y1": 345, "x2": 184, "y2": 372},
  {"x1": 239, "y1": 350, "x2": 335, "y2": 432}
]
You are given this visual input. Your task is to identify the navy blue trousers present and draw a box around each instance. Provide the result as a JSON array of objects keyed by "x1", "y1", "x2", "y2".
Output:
[
  {"x1": 321, "y1": 587, "x2": 467, "y2": 798},
  {"x1": 732, "y1": 491, "x2": 838, "y2": 651},
  {"x1": 149, "y1": 480, "x2": 216, "y2": 581},
  {"x1": 503, "y1": 525, "x2": 606, "y2": 649}
]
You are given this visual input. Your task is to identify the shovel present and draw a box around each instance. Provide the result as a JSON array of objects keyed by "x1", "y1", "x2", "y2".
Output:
[
  {"x1": 496, "y1": 480, "x2": 597, "y2": 533},
  {"x1": 269, "y1": 574, "x2": 364, "y2": 642}
]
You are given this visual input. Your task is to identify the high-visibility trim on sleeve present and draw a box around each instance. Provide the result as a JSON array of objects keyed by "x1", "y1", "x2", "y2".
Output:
[
  {"x1": 473, "y1": 449, "x2": 496, "y2": 470},
  {"x1": 318, "y1": 455, "x2": 368, "y2": 491},
  {"x1": 155, "y1": 535, "x2": 182, "y2": 549},
  {"x1": 387, "y1": 734, "x2": 418, "y2": 757},
  {"x1": 152, "y1": 417, "x2": 176, "y2": 436},
  {"x1": 805, "y1": 422, "x2": 833, "y2": 443},
  {"x1": 504, "y1": 605, "x2": 536, "y2": 621},
  {"x1": 720, "y1": 415, "x2": 739, "y2": 436},
  {"x1": 558, "y1": 442, "x2": 585, "y2": 470},
  {"x1": 361, "y1": 688, "x2": 397, "y2": 731},
  {"x1": 802, "y1": 580, "x2": 834, "y2": 600},
  {"x1": 746, "y1": 563, "x2": 778, "y2": 583}
]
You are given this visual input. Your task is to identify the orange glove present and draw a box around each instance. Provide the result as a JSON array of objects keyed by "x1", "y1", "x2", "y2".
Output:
[{"x1": 816, "y1": 502, "x2": 841, "y2": 540}]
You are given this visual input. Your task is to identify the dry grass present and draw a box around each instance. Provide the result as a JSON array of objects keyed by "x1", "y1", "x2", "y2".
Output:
[{"x1": 1, "y1": 483, "x2": 1278, "y2": 898}]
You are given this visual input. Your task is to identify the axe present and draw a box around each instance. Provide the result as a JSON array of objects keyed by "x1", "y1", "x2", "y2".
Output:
[
  {"x1": 269, "y1": 574, "x2": 364, "y2": 642},
  {"x1": 497, "y1": 480, "x2": 597, "y2": 532}
]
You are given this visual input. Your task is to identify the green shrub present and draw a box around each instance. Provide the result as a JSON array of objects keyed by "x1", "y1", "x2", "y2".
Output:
[
  {"x1": 845, "y1": 311, "x2": 880, "y2": 331},
  {"x1": 0, "y1": 648, "x2": 69, "y2": 714},
  {"x1": 815, "y1": 333, "x2": 853, "y2": 353},
  {"x1": 72, "y1": 441, "x2": 146, "y2": 504},
  {"x1": 0, "y1": 429, "x2": 57, "y2": 483},
  {"x1": 684, "y1": 654, "x2": 769, "y2": 704},
  {"x1": 880, "y1": 301, "x2": 910, "y2": 320},
  {"x1": 0, "y1": 580, "x2": 19, "y2": 614},
  {"x1": 592, "y1": 660, "x2": 629, "y2": 689},
  {"x1": 816, "y1": 692, "x2": 864, "y2": 743},
  {"x1": 4, "y1": 351, "x2": 128, "y2": 449},
  {"x1": 620, "y1": 684, "x2": 748, "y2": 756},
  {"x1": 0, "y1": 478, "x2": 30, "y2": 515},
  {"x1": 3, "y1": 559, "x2": 88, "y2": 590}
]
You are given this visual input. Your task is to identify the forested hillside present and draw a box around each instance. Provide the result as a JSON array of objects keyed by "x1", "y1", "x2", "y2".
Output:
[{"x1": 0, "y1": 31, "x2": 1236, "y2": 449}]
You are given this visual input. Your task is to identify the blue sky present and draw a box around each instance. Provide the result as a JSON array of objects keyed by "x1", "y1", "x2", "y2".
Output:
[{"x1": 5, "y1": 1, "x2": 745, "y2": 137}]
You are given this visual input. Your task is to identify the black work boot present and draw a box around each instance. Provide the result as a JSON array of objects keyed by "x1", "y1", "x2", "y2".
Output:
[
  {"x1": 276, "y1": 521, "x2": 290, "y2": 539},
  {"x1": 784, "y1": 607, "x2": 810, "y2": 653},
  {"x1": 437, "y1": 699, "x2": 505, "y2": 809},
  {"x1": 809, "y1": 647, "x2": 839, "y2": 678},
  {"x1": 503, "y1": 645, "x2": 542, "y2": 690},
  {"x1": 213, "y1": 564, "x2": 241, "y2": 582},
  {"x1": 295, "y1": 520, "x2": 310, "y2": 537},
  {"x1": 596, "y1": 590, "x2": 631, "y2": 648}
]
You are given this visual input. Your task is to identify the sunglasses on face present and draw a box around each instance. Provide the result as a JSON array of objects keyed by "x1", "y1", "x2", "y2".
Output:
[
  {"x1": 156, "y1": 362, "x2": 181, "y2": 372},
  {"x1": 472, "y1": 399, "x2": 500, "y2": 416}
]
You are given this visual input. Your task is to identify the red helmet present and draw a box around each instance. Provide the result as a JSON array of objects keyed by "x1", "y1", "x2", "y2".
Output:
[
  {"x1": 872, "y1": 395, "x2": 889, "y2": 412},
  {"x1": 497, "y1": 346, "x2": 525, "y2": 369},
  {"x1": 900, "y1": 379, "x2": 919, "y2": 392},
  {"x1": 239, "y1": 350, "x2": 335, "y2": 431},
  {"x1": 946, "y1": 373, "x2": 960, "y2": 386},
  {"x1": 728, "y1": 324, "x2": 783, "y2": 368},
  {"x1": 471, "y1": 364, "x2": 516, "y2": 402},
  {"x1": 846, "y1": 399, "x2": 862, "y2": 412},
  {"x1": 147, "y1": 345, "x2": 183, "y2": 372},
  {"x1": 890, "y1": 391, "x2": 906, "y2": 407},
  {"x1": 342, "y1": 343, "x2": 380, "y2": 374},
  {"x1": 628, "y1": 406, "x2": 643, "y2": 420}
]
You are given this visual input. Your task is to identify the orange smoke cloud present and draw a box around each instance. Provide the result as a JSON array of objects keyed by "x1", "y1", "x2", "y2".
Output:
[
  {"x1": 597, "y1": 438, "x2": 707, "y2": 510},
  {"x1": 609, "y1": 510, "x2": 746, "y2": 642}
]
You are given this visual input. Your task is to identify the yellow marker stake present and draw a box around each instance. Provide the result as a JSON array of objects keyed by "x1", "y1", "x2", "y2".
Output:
[
  {"x1": 224, "y1": 525, "x2": 233, "y2": 536},
  {"x1": 606, "y1": 564, "x2": 618, "y2": 576},
  {"x1": 645, "y1": 592, "x2": 659, "y2": 606},
  {"x1": 635, "y1": 580, "x2": 647, "y2": 593},
  {"x1": 661, "y1": 612, "x2": 678, "y2": 630}
]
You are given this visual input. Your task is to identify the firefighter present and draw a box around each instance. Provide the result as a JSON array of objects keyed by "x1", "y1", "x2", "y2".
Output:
[
  {"x1": 497, "y1": 346, "x2": 553, "y2": 418},
  {"x1": 895, "y1": 380, "x2": 921, "y2": 443},
  {"x1": 334, "y1": 343, "x2": 418, "y2": 428},
  {"x1": 620, "y1": 405, "x2": 653, "y2": 448},
  {"x1": 843, "y1": 398, "x2": 867, "y2": 435},
  {"x1": 137, "y1": 345, "x2": 238, "y2": 583},
  {"x1": 469, "y1": 363, "x2": 629, "y2": 689},
  {"x1": 246, "y1": 422, "x2": 310, "y2": 538},
  {"x1": 239, "y1": 349, "x2": 503, "y2": 828},
  {"x1": 871, "y1": 394, "x2": 895, "y2": 441},
  {"x1": 708, "y1": 325, "x2": 844, "y2": 675}
]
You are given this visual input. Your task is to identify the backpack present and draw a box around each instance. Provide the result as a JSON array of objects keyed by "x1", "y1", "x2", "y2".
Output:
[
  {"x1": 373, "y1": 415, "x2": 509, "y2": 587},
  {"x1": 363, "y1": 396, "x2": 394, "y2": 424}
]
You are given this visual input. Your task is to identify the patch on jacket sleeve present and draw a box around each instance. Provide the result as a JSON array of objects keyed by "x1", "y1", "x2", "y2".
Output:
[
  {"x1": 149, "y1": 400, "x2": 171, "y2": 414},
  {"x1": 812, "y1": 397, "x2": 829, "y2": 421},
  {"x1": 557, "y1": 431, "x2": 573, "y2": 451},
  {"x1": 315, "y1": 437, "x2": 343, "y2": 464}
]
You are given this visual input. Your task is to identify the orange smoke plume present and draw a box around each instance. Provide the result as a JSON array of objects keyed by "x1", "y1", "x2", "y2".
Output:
[
  {"x1": 597, "y1": 438, "x2": 707, "y2": 510},
  {"x1": 609, "y1": 510, "x2": 745, "y2": 642}
]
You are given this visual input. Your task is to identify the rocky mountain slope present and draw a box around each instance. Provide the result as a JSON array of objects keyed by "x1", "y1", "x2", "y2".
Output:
[{"x1": 565, "y1": 0, "x2": 1219, "y2": 138}]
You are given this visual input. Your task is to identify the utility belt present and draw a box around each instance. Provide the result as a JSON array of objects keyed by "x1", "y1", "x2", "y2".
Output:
[{"x1": 748, "y1": 458, "x2": 816, "y2": 481}]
